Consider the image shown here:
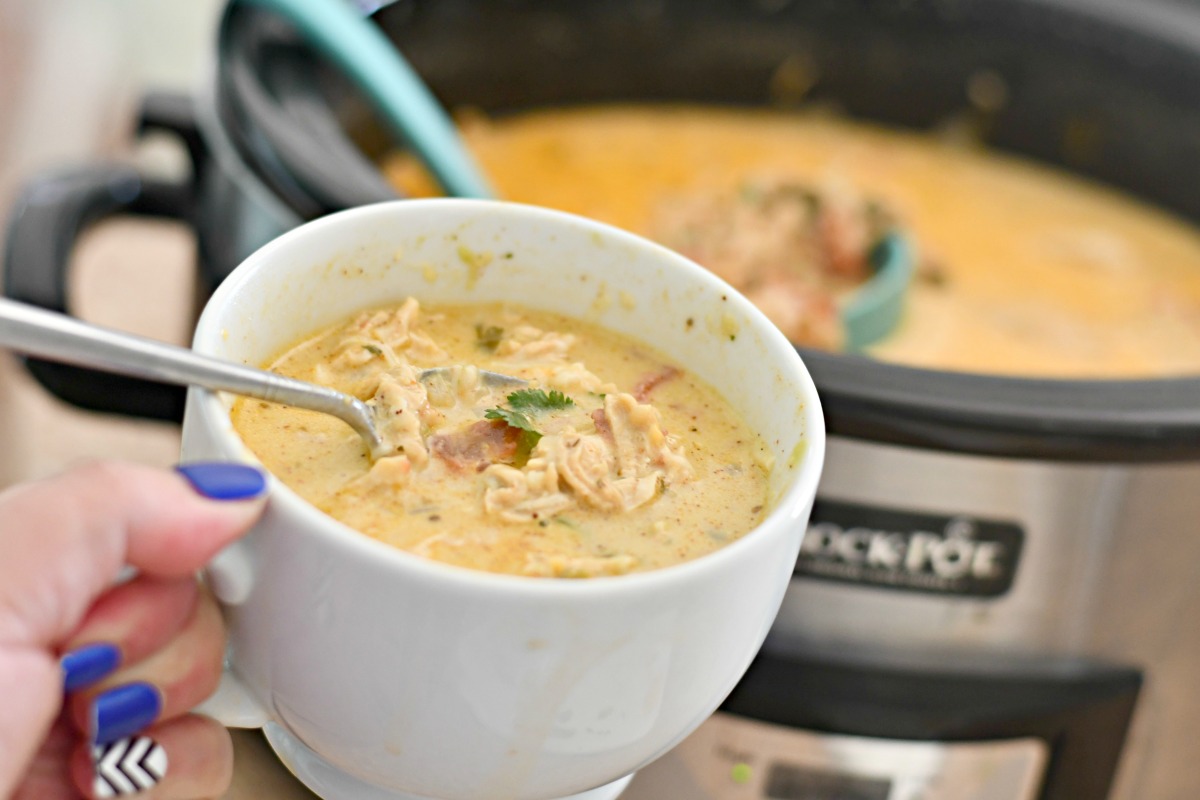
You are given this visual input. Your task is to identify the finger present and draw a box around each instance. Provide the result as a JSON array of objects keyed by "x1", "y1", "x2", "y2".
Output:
[
  {"x1": 0, "y1": 459, "x2": 264, "y2": 649},
  {"x1": 9, "y1": 713, "x2": 78, "y2": 800},
  {"x1": 0, "y1": 649, "x2": 62, "y2": 800},
  {"x1": 69, "y1": 590, "x2": 225, "y2": 740},
  {"x1": 61, "y1": 577, "x2": 200, "y2": 692},
  {"x1": 0, "y1": 462, "x2": 261, "y2": 792},
  {"x1": 72, "y1": 715, "x2": 233, "y2": 800}
]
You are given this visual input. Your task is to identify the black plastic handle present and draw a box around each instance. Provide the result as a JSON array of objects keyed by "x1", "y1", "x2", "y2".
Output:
[{"x1": 2, "y1": 94, "x2": 203, "y2": 422}]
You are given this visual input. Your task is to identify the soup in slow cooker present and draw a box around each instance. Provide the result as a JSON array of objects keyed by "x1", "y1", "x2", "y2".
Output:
[{"x1": 384, "y1": 106, "x2": 1200, "y2": 378}]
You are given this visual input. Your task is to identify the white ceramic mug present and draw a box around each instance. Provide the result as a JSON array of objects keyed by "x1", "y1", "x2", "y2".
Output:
[{"x1": 182, "y1": 199, "x2": 825, "y2": 800}]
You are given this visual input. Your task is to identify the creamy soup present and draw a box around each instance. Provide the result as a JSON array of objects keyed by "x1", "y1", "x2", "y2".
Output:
[
  {"x1": 384, "y1": 106, "x2": 1200, "y2": 378},
  {"x1": 231, "y1": 299, "x2": 771, "y2": 577}
]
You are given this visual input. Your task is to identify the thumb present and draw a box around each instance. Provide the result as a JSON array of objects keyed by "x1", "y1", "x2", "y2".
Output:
[
  {"x1": 0, "y1": 460, "x2": 265, "y2": 798},
  {"x1": 0, "y1": 460, "x2": 267, "y2": 650}
]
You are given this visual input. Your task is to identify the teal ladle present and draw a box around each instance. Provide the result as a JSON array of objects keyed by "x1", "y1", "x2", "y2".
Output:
[
  {"x1": 843, "y1": 232, "x2": 912, "y2": 350},
  {"x1": 235, "y1": 0, "x2": 494, "y2": 199}
]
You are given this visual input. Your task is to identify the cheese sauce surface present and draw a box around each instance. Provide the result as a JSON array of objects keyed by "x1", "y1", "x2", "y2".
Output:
[
  {"x1": 385, "y1": 106, "x2": 1200, "y2": 378},
  {"x1": 232, "y1": 300, "x2": 771, "y2": 577}
]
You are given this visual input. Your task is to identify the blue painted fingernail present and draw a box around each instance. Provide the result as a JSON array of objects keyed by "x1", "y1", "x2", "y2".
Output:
[
  {"x1": 92, "y1": 682, "x2": 162, "y2": 745},
  {"x1": 176, "y1": 463, "x2": 266, "y2": 501},
  {"x1": 61, "y1": 642, "x2": 121, "y2": 692}
]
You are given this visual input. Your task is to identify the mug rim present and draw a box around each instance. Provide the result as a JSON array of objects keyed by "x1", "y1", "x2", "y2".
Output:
[{"x1": 191, "y1": 198, "x2": 826, "y2": 596}]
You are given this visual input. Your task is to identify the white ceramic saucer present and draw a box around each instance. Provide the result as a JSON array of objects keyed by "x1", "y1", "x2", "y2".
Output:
[{"x1": 263, "y1": 723, "x2": 634, "y2": 800}]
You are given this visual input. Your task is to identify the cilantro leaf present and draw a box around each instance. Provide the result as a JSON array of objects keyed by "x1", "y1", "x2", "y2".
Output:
[
  {"x1": 484, "y1": 406, "x2": 539, "y2": 435},
  {"x1": 482, "y1": 390, "x2": 572, "y2": 467},
  {"x1": 506, "y1": 388, "x2": 574, "y2": 412}
]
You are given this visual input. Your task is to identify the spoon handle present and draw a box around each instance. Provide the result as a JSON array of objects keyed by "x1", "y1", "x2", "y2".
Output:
[{"x1": 0, "y1": 298, "x2": 384, "y2": 454}]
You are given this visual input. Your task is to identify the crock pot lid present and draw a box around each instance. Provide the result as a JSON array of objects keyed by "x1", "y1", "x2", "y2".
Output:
[{"x1": 805, "y1": 350, "x2": 1200, "y2": 463}]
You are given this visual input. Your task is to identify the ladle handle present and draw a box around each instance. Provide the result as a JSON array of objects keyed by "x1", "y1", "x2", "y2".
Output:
[{"x1": 0, "y1": 298, "x2": 381, "y2": 451}]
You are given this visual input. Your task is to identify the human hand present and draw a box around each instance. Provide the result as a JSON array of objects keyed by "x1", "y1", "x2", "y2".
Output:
[{"x1": 0, "y1": 460, "x2": 267, "y2": 799}]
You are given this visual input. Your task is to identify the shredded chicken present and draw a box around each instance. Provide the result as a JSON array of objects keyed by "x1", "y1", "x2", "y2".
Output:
[
  {"x1": 538, "y1": 430, "x2": 659, "y2": 512},
  {"x1": 331, "y1": 336, "x2": 402, "y2": 370},
  {"x1": 482, "y1": 461, "x2": 573, "y2": 522},
  {"x1": 494, "y1": 325, "x2": 575, "y2": 362},
  {"x1": 479, "y1": 392, "x2": 690, "y2": 521},
  {"x1": 651, "y1": 178, "x2": 892, "y2": 348},
  {"x1": 541, "y1": 362, "x2": 616, "y2": 395},
  {"x1": 326, "y1": 301, "x2": 696, "y2": 526},
  {"x1": 345, "y1": 298, "x2": 449, "y2": 363},
  {"x1": 604, "y1": 393, "x2": 692, "y2": 485},
  {"x1": 368, "y1": 370, "x2": 432, "y2": 464},
  {"x1": 335, "y1": 454, "x2": 413, "y2": 507},
  {"x1": 488, "y1": 323, "x2": 616, "y2": 394}
]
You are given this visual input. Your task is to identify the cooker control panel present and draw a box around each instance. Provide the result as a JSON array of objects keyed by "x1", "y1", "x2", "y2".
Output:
[{"x1": 623, "y1": 712, "x2": 1047, "y2": 800}]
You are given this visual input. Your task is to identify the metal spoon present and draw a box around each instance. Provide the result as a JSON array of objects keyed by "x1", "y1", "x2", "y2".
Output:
[
  {"x1": 0, "y1": 298, "x2": 396, "y2": 458},
  {"x1": 417, "y1": 366, "x2": 527, "y2": 390}
]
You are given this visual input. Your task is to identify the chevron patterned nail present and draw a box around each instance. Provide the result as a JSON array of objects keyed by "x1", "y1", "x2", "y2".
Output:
[{"x1": 91, "y1": 736, "x2": 167, "y2": 798}]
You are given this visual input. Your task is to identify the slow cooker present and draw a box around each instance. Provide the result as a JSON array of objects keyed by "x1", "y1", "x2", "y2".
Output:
[{"x1": 7, "y1": 1, "x2": 1200, "y2": 797}]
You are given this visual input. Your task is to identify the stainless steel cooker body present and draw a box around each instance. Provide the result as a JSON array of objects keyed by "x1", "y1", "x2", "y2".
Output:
[
  {"x1": 625, "y1": 434, "x2": 1195, "y2": 800},
  {"x1": 785, "y1": 438, "x2": 1134, "y2": 661},
  {"x1": 8, "y1": 1, "x2": 1200, "y2": 798},
  {"x1": 772, "y1": 436, "x2": 1200, "y2": 798}
]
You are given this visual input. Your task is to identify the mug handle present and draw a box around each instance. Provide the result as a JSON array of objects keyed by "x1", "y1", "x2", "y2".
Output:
[
  {"x1": 197, "y1": 525, "x2": 272, "y2": 728},
  {"x1": 1, "y1": 93, "x2": 204, "y2": 421},
  {"x1": 195, "y1": 652, "x2": 271, "y2": 729},
  {"x1": 194, "y1": 666, "x2": 272, "y2": 729}
]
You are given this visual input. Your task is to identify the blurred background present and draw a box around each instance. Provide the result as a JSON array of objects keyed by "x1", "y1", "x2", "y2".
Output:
[{"x1": 0, "y1": 0, "x2": 222, "y2": 487}]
